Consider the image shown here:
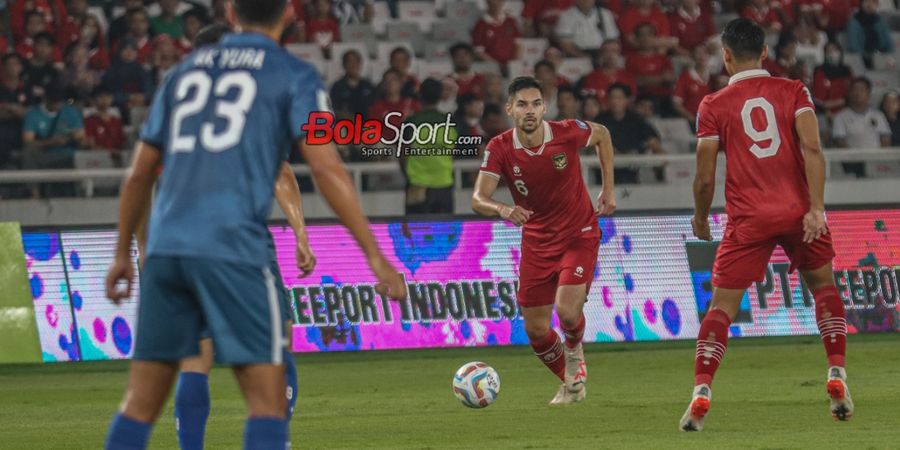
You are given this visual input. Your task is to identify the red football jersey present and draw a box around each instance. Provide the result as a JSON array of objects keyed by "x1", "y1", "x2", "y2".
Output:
[
  {"x1": 480, "y1": 119, "x2": 598, "y2": 254},
  {"x1": 696, "y1": 69, "x2": 816, "y2": 234}
]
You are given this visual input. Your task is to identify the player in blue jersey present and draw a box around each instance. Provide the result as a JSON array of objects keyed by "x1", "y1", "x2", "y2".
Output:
[{"x1": 102, "y1": 2, "x2": 407, "y2": 449}]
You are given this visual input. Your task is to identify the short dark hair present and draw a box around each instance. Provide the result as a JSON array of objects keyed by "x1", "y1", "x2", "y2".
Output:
[
  {"x1": 533, "y1": 59, "x2": 554, "y2": 73},
  {"x1": 557, "y1": 85, "x2": 579, "y2": 101},
  {"x1": 390, "y1": 46, "x2": 411, "y2": 59},
  {"x1": 126, "y1": 7, "x2": 149, "y2": 19},
  {"x1": 851, "y1": 76, "x2": 872, "y2": 91},
  {"x1": 233, "y1": 0, "x2": 287, "y2": 26},
  {"x1": 449, "y1": 42, "x2": 474, "y2": 57},
  {"x1": 606, "y1": 82, "x2": 632, "y2": 98},
  {"x1": 419, "y1": 78, "x2": 443, "y2": 105},
  {"x1": 45, "y1": 85, "x2": 67, "y2": 103},
  {"x1": 33, "y1": 32, "x2": 55, "y2": 46},
  {"x1": 183, "y1": 7, "x2": 209, "y2": 24},
  {"x1": 2, "y1": 53, "x2": 23, "y2": 66},
  {"x1": 341, "y1": 49, "x2": 362, "y2": 65},
  {"x1": 483, "y1": 103, "x2": 503, "y2": 117},
  {"x1": 25, "y1": 10, "x2": 44, "y2": 23},
  {"x1": 507, "y1": 76, "x2": 543, "y2": 99},
  {"x1": 721, "y1": 18, "x2": 765, "y2": 62},
  {"x1": 194, "y1": 23, "x2": 230, "y2": 47}
]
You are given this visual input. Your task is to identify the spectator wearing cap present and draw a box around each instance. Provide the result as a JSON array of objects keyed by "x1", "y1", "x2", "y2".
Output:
[
  {"x1": 388, "y1": 47, "x2": 419, "y2": 99},
  {"x1": 847, "y1": 0, "x2": 895, "y2": 69},
  {"x1": 472, "y1": 0, "x2": 521, "y2": 72},
  {"x1": 0, "y1": 54, "x2": 30, "y2": 168},
  {"x1": 16, "y1": 12, "x2": 64, "y2": 63},
  {"x1": 449, "y1": 43, "x2": 486, "y2": 99},
  {"x1": 306, "y1": 0, "x2": 341, "y2": 54},
  {"x1": 330, "y1": 49, "x2": 377, "y2": 121},
  {"x1": 626, "y1": 23, "x2": 676, "y2": 105},
  {"x1": 22, "y1": 33, "x2": 63, "y2": 105},
  {"x1": 151, "y1": 0, "x2": 185, "y2": 38},
  {"x1": 673, "y1": 44, "x2": 711, "y2": 123},
  {"x1": 832, "y1": 77, "x2": 891, "y2": 150},
  {"x1": 577, "y1": 41, "x2": 636, "y2": 108},
  {"x1": 84, "y1": 87, "x2": 125, "y2": 165},
  {"x1": 401, "y1": 78, "x2": 458, "y2": 215},
  {"x1": 880, "y1": 91, "x2": 900, "y2": 146},
  {"x1": 812, "y1": 41, "x2": 853, "y2": 117},
  {"x1": 555, "y1": 0, "x2": 619, "y2": 57},
  {"x1": 669, "y1": 0, "x2": 715, "y2": 55},
  {"x1": 10, "y1": 0, "x2": 66, "y2": 43},
  {"x1": 619, "y1": 0, "x2": 676, "y2": 53},
  {"x1": 522, "y1": 0, "x2": 574, "y2": 38},
  {"x1": 22, "y1": 86, "x2": 85, "y2": 172}
]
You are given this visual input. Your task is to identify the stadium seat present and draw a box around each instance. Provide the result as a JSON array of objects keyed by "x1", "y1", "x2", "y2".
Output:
[
  {"x1": 398, "y1": 1, "x2": 438, "y2": 34},
  {"x1": 662, "y1": 160, "x2": 695, "y2": 184},
  {"x1": 867, "y1": 71, "x2": 900, "y2": 104},
  {"x1": 558, "y1": 58, "x2": 593, "y2": 83},
  {"x1": 327, "y1": 42, "x2": 372, "y2": 84},
  {"x1": 340, "y1": 23, "x2": 378, "y2": 56},
  {"x1": 843, "y1": 53, "x2": 866, "y2": 75},
  {"x1": 506, "y1": 59, "x2": 534, "y2": 80},
  {"x1": 424, "y1": 40, "x2": 451, "y2": 62},
  {"x1": 516, "y1": 38, "x2": 550, "y2": 65},
  {"x1": 879, "y1": 0, "x2": 896, "y2": 11},
  {"x1": 432, "y1": 22, "x2": 472, "y2": 45},
  {"x1": 444, "y1": 1, "x2": 482, "y2": 31},
  {"x1": 418, "y1": 59, "x2": 453, "y2": 80},
  {"x1": 371, "y1": 0, "x2": 393, "y2": 34},
  {"x1": 387, "y1": 22, "x2": 426, "y2": 56},
  {"x1": 651, "y1": 118, "x2": 696, "y2": 154},
  {"x1": 867, "y1": 160, "x2": 900, "y2": 177},
  {"x1": 472, "y1": 60, "x2": 502, "y2": 76},
  {"x1": 285, "y1": 43, "x2": 327, "y2": 75}
]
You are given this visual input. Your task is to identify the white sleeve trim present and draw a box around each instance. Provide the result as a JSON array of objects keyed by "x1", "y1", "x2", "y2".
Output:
[
  {"x1": 795, "y1": 106, "x2": 814, "y2": 117},
  {"x1": 480, "y1": 170, "x2": 501, "y2": 179},
  {"x1": 698, "y1": 136, "x2": 720, "y2": 141}
]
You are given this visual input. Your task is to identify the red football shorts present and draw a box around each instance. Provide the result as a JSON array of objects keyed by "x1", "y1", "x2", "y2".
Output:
[
  {"x1": 712, "y1": 221, "x2": 836, "y2": 290},
  {"x1": 517, "y1": 234, "x2": 601, "y2": 308}
]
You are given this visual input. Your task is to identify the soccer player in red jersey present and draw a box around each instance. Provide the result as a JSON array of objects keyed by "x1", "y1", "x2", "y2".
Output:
[
  {"x1": 680, "y1": 19, "x2": 852, "y2": 432},
  {"x1": 472, "y1": 76, "x2": 616, "y2": 404}
]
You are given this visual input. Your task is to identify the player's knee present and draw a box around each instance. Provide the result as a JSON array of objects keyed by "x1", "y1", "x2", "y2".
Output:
[{"x1": 525, "y1": 322, "x2": 551, "y2": 341}]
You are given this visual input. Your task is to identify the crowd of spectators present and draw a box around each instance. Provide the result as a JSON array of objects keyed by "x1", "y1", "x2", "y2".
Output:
[{"x1": 0, "y1": 0, "x2": 899, "y2": 199}]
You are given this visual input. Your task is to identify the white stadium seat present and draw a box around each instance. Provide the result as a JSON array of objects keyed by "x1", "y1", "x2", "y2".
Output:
[
  {"x1": 558, "y1": 58, "x2": 593, "y2": 83},
  {"x1": 388, "y1": 22, "x2": 426, "y2": 56},
  {"x1": 516, "y1": 38, "x2": 549, "y2": 65},
  {"x1": 285, "y1": 44, "x2": 326, "y2": 76},
  {"x1": 432, "y1": 22, "x2": 472, "y2": 45},
  {"x1": 444, "y1": 1, "x2": 482, "y2": 31},
  {"x1": 418, "y1": 60, "x2": 453, "y2": 80},
  {"x1": 340, "y1": 23, "x2": 378, "y2": 56},
  {"x1": 398, "y1": 1, "x2": 438, "y2": 33}
]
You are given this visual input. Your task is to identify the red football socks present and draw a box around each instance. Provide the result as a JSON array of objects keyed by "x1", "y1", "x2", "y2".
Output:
[
  {"x1": 694, "y1": 309, "x2": 732, "y2": 387},
  {"x1": 813, "y1": 286, "x2": 847, "y2": 368},
  {"x1": 561, "y1": 314, "x2": 586, "y2": 349},
  {"x1": 530, "y1": 331, "x2": 566, "y2": 381}
]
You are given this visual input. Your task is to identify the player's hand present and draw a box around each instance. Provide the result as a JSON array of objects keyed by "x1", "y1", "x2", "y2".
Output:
[
  {"x1": 692, "y1": 216, "x2": 712, "y2": 241},
  {"x1": 369, "y1": 254, "x2": 407, "y2": 301},
  {"x1": 802, "y1": 209, "x2": 827, "y2": 244},
  {"x1": 105, "y1": 256, "x2": 134, "y2": 304},
  {"x1": 595, "y1": 188, "x2": 617, "y2": 216},
  {"x1": 499, "y1": 204, "x2": 533, "y2": 226},
  {"x1": 295, "y1": 230, "x2": 317, "y2": 278}
]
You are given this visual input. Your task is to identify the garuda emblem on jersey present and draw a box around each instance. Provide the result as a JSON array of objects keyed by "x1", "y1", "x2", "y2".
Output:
[{"x1": 552, "y1": 153, "x2": 567, "y2": 170}]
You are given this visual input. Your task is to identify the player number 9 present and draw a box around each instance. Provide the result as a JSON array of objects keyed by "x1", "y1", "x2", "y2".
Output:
[
  {"x1": 514, "y1": 180, "x2": 528, "y2": 196},
  {"x1": 740, "y1": 97, "x2": 782, "y2": 159}
]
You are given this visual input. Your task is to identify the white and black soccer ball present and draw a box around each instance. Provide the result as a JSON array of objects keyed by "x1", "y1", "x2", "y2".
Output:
[{"x1": 452, "y1": 362, "x2": 500, "y2": 408}]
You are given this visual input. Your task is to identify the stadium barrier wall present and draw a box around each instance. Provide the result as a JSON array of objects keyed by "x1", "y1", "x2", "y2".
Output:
[{"x1": 16, "y1": 209, "x2": 900, "y2": 362}]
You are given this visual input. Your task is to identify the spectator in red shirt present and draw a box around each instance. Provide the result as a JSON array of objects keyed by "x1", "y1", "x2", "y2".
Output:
[
  {"x1": 368, "y1": 68, "x2": 421, "y2": 143},
  {"x1": 669, "y1": 0, "x2": 716, "y2": 55},
  {"x1": 577, "y1": 41, "x2": 637, "y2": 107},
  {"x1": 306, "y1": 0, "x2": 340, "y2": 54},
  {"x1": 772, "y1": 0, "x2": 799, "y2": 27},
  {"x1": 472, "y1": 0, "x2": 520, "y2": 73},
  {"x1": 626, "y1": 23, "x2": 675, "y2": 101},
  {"x1": 804, "y1": 0, "x2": 858, "y2": 36},
  {"x1": 741, "y1": 0, "x2": 784, "y2": 34},
  {"x1": 812, "y1": 41, "x2": 853, "y2": 116},
  {"x1": 449, "y1": 43, "x2": 486, "y2": 99},
  {"x1": 522, "y1": 0, "x2": 574, "y2": 37},
  {"x1": 620, "y1": 0, "x2": 677, "y2": 52},
  {"x1": 16, "y1": 11, "x2": 63, "y2": 63},
  {"x1": 84, "y1": 87, "x2": 125, "y2": 164},
  {"x1": 57, "y1": 0, "x2": 90, "y2": 51},
  {"x1": 389, "y1": 47, "x2": 419, "y2": 99},
  {"x1": 175, "y1": 9, "x2": 209, "y2": 55},
  {"x1": 76, "y1": 15, "x2": 111, "y2": 71},
  {"x1": 114, "y1": 8, "x2": 155, "y2": 65},
  {"x1": 673, "y1": 44, "x2": 711, "y2": 121},
  {"x1": 0, "y1": 36, "x2": 8, "y2": 54},
  {"x1": 10, "y1": 0, "x2": 66, "y2": 43}
]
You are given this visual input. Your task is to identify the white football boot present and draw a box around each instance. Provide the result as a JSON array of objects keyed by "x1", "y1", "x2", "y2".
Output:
[
  {"x1": 549, "y1": 383, "x2": 586, "y2": 405},
  {"x1": 826, "y1": 366, "x2": 854, "y2": 421},
  {"x1": 564, "y1": 342, "x2": 587, "y2": 394},
  {"x1": 679, "y1": 384, "x2": 711, "y2": 432}
]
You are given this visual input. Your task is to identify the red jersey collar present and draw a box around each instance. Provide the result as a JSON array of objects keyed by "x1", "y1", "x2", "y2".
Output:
[
  {"x1": 728, "y1": 69, "x2": 770, "y2": 86},
  {"x1": 513, "y1": 120, "x2": 554, "y2": 155}
]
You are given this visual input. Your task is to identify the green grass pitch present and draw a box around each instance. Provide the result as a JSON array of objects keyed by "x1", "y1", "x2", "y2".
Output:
[{"x1": 1, "y1": 334, "x2": 899, "y2": 449}]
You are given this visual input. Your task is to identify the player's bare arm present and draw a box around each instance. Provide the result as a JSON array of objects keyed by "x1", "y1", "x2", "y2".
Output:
[
  {"x1": 471, "y1": 173, "x2": 533, "y2": 226},
  {"x1": 796, "y1": 110, "x2": 827, "y2": 244},
  {"x1": 299, "y1": 141, "x2": 406, "y2": 300},
  {"x1": 274, "y1": 162, "x2": 316, "y2": 277},
  {"x1": 586, "y1": 121, "x2": 616, "y2": 216},
  {"x1": 106, "y1": 142, "x2": 162, "y2": 303},
  {"x1": 692, "y1": 138, "x2": 719, "y2": 241}
]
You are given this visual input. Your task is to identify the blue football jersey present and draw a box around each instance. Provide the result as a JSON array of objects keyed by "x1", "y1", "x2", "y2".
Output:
[{"x1": 140, "y1": 33, "x2": 326, "y2": 266}]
